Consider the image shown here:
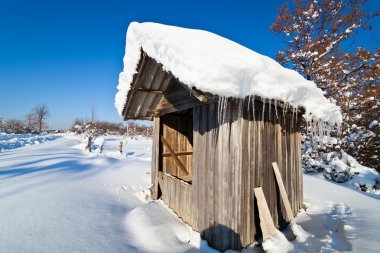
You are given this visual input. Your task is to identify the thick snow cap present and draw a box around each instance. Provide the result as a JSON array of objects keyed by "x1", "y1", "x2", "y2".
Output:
[{"x1": 115, "y1": 22, "x2": 342, "y2": 126}]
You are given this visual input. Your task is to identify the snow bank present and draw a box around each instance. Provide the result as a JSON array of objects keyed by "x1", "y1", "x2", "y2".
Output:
[
  {"x1": 342, "y1": 151, "x2": 380, "y2": 195},
  {"x1": 123, "y1": 201, "x2": 194, "y2": 252},
  {"x1": 115, "y1": 22, "x2": 342, "y2": 125},
  {"x1": 0, "y1": 133, "x2": 61, "y2": 152},
  {"x1": 262, "y1": 230, "x2": 294, "y2": 253}
]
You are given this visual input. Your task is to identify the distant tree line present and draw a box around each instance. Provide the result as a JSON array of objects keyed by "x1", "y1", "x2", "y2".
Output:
[
  {"x1": 70, "y1": 119, "x2": 153, "y2": 137},
  {"x1": 0, "y1": 104, "x2": 50, "y2": 134}
]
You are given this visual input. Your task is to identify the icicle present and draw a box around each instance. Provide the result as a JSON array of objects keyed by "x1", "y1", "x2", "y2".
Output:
[
  {"x1": 238, "y1": 98, "x2": 243, "y2": 119},
  {"x1": 291, "y1": 107, "x2": 294, "y2": 130},
  {"x1": 282, "y1": 102, "x2": 287, "y2": 127},
  {"x1": 325, "y1": 122, "x2": 330, "y2": 137},
  {"x1": 274, "y1": 99, "x2": 278, "y2": 118},
  {"x1": 268, "y1": 99, "x2": 272, "y2": 121},
  {"x1": 221, "y1": 97, "x2": 228, "y2": 125},
  {"x1": 217, "y1": 96, "x2": 227, "y2": 126},
  {"x1": 252, "y1": 97, "x2": 255, "y2": 121},
  {"x1": 223, "y1": 97, "x2": 226, "y2": 124},
  {"x1": 217, "y1": 97, "x2": 221, "y2": 125},
  {"x1": 306, "y1": 116, "x2": 311, "y2": 138},
  {"x1": 261, "y1": 97, "x2": 266, "y2": 121},
  {"x1": 247, "y1": 95, "x2": 251, "y2": 114},
  {"x1": 219, "y1": 97, "x2": 223, "y2": 125}
]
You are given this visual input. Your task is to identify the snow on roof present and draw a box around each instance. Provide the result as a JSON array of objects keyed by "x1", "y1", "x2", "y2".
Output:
[{"x1": 115, "y1": 22, "x2": 342, "y2": 125}]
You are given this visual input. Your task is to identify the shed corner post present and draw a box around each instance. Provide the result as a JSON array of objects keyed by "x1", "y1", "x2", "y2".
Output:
[{"x1": 151, "y1": 116, "x2": 161, "y2": 200}]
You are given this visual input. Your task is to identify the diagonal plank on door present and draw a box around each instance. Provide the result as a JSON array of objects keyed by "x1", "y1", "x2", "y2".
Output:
[{"x1": 161, "y1": 135, "x2": 189, "y2": 176}]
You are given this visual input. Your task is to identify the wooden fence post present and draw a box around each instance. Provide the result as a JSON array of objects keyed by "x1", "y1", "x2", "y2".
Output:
[
  {"x1": 87, "y1": 136, "x2": 92, "y2": 152},
  {"x1": 100, "y1": 143, "x2": 104, "y2": 153}
]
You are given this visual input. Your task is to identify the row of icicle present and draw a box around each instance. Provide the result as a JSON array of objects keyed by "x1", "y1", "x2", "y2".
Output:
[{"x1": 216, "y1": 96, "x2": 340, "y2": 141}]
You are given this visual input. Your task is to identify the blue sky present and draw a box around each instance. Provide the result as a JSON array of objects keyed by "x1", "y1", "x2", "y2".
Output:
[{"x1": 0, "y1": 0, "x2": 378, "y2": 129}]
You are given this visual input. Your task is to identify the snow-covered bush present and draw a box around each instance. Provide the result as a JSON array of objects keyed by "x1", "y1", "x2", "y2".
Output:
[
  {"x1": 302, "y1": 132, "x2": 380, "y2": 195},
  {"x1": 302, "y1": 134, "x2": 342, "y2": 175},
  {"x1": 343, "y1": 117, "x2": 380, "y2": 172},
  {"x1": 323, "y1": 158, "x2": 351, "y2": 183},
  {"x1": 70, "y1": 119, "x2": 152, "y2": 137}
]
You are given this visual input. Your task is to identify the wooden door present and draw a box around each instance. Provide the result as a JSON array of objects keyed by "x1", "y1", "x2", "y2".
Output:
[{"x1": 161, "y1": 114, "x2": 193, "y2": 183}]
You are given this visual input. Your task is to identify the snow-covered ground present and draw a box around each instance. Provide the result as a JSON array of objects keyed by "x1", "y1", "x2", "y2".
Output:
[{"x1": 1, "y1": 134, "x2": 379, "y2": 252}]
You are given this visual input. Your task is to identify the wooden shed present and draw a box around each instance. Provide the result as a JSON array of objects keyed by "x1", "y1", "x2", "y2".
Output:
[{"x1": 116, "y1": 22, "x2": 341, "y2": 252}]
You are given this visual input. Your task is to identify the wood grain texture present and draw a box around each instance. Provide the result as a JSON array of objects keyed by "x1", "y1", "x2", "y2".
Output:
[
  {"x1": 272, "y1": 162, "x2": 294, "y2": 222},
  {"x1": 192, "y1": 99, "x2": 303, "y2": 250},
  {"x1": 158, "y1": 171, "x2": 193, "y2": 225},
  {"x1": 151, "y1": 117, "x2": 160, "y2": 200},
  {"x1": 161, "y1": 114, "x2": 193, "y2": 183},
  {"x1": 151, "y1": 97, "x2": 303, "y2": 251},
  {"x1": 254, "y1": 187, "x2": 278, "y2": 240}
]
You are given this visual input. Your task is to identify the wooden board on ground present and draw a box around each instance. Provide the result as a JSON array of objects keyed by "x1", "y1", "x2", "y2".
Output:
[
  {"x1": 253, "y1": 187, "x2": 278, "y2": 240},
  {"x1": 272, "y1": 162, "x2": 294, "y2": 222}
]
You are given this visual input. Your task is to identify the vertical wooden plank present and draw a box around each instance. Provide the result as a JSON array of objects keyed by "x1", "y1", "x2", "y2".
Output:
[
  {"x1": 199, "y1": 104, "x2": 207, "y2": 231},
  {"x1": 215, "y1": 102, "x2": 224, "y2": 247},
  {"x1": 151, "y1": 117, "x2": 160, "y2": 200},
  {"x1": 192, "y1": 107, "x2": 200, "y2": 230},
  {"x1": 248, "y1": 115, "x2": 255, "y2": 245},
  {"x1": 241, "y1": 113, "x2": 249, "y2": 246},
  {"x1": 207, "y1": 103, "x2": 216, "y2": 230},
  {"x1": 229, "y1": 100, "x2": 237, "y2": 249},
  {"x1": 226, "y1": 100, "x2": 234, "y2": 248}
]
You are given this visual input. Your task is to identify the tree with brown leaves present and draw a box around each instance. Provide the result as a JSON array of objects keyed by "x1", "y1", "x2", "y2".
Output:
[{"x1": 272, "y1": 0, "x2": 379, "y2": 170}]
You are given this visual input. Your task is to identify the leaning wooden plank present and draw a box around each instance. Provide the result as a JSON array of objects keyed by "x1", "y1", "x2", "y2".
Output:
[
  {"x1": 272, "y1": 162, "x2": 294, "y2": 222},
  {"x1": 253, "y1": 187, "x2": 277, "y2": 240},
  {"x1": 160, "y1": 135, "x2": 189, "y2": 176}
]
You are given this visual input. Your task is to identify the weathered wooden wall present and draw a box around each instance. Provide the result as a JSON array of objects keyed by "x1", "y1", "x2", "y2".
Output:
[
  {"x1": 151, "y1": 98, "x2": 303, "y2": 251},
  {"x1": 158, "y1": 171, "x2": 193, "y2": 225},
  {"x1": 192, "y1": 99, "x2": 303, "y2": 250}
]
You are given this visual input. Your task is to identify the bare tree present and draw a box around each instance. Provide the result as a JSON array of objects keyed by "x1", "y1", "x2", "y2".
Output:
[
  {"x1": 24, "y1": 113, "x2": 36, "y2": 132},
  {"x1": 90, "y1": 102, "x2": 97, "y2": 123},
  {"x1": 32, "y1": 104, "x2": 50, "y2": 133}
]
